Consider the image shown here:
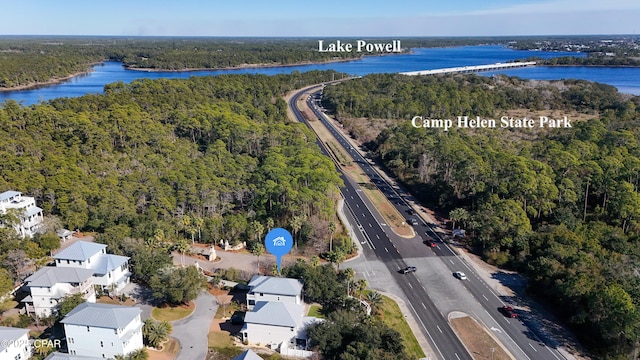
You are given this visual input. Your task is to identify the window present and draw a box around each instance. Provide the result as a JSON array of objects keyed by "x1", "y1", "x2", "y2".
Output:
[
  {"x1": 114, "y1": 329, "x2": 118, "y2": 335},
  {"x1": 66, "y1": 260, "x2": 69, "y2": 264},
  {"x1": 248, "y1": 300, "x2": 255, "y2": 306},
  {"x1": 15, "y1": 354, "x2": 22, "y2": 360},
  {"x1": 68, "y1": 338, "x2": 74, "y2": 344},
  {"x1": 100, "y1": 341, "x2": 103, "y2": 347},
  {"x1": 71, "y1": 350, "x2": 76, "y2": 355},
  {"x1": 259, "y1": 293, "x2": 263, "y2": 296},
  {"x1": 87, "y1": 326, "x2": 90, "y2": 332}
]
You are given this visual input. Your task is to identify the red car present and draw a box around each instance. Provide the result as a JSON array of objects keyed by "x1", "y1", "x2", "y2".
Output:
[
  {"x1": 500, "y1": 306, "x2": 517, "y2": 318},
  {"x1": 425, "y1": 240, "x2": 437, "y2": 247}
]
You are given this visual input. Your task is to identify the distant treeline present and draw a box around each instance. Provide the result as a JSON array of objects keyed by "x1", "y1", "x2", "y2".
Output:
[
  {"x1": 0, "y1": 37, "x2": 408, "y2": 89},
  {"x1": 322, "y1": 73, "x2": 640, "y2": 358},
  {"x1": 529, "y1": 55, "x2": 640, "y2": 67}
]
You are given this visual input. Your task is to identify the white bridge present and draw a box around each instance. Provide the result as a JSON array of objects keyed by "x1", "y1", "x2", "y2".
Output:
[{"x1": 400, "y1": 61, "x2": 536, "y2": 76}]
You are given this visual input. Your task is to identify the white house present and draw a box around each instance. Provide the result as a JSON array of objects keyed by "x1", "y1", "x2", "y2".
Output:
[
  {"x1": 61, "y1": 303, "x2": 143, "y2": 359},
  {"x1": 22, "y1": 267, "x2": 96, "y2": 317},
  {"x1": 53, "y1": 241, "x2": 131, "y2": 293},
  {"x1": 241, "y1": 301, "x2": 322, "y2": 352},
  {"x1": 0, "y1": 326, "x2": 31, "y2": 360},
  {"x1": 0, "y1": 190, "x2": 43, "y2": 238},
  {"x1": 246, "y1": 275, "x2": 303, "y2": 310},
  {"x1": 44, "y1": 352, "x2": 102, "y2": 360}
]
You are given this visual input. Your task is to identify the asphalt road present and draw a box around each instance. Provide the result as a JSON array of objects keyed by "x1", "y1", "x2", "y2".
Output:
[{"x1": 291, "y1": 84, "x2": 568, "y2": 360}]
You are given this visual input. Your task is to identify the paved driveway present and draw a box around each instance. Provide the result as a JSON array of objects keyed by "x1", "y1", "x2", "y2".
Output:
[{"x1": 171, "y1": 291, "x2": 218, "y2": 360}]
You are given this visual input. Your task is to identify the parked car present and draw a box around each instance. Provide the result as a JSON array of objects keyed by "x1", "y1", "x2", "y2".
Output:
[
  {"x1": 453, "y1": 271, "x2": 467, "y2": 280},
  {"x1": 500, "y1": 306, "x2": 518, "y2": 318},
  {"x1": 400, "y1": 266, "x2": 417, "y2": 274}
]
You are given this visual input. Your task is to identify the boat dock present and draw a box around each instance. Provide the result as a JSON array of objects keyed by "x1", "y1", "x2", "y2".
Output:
[{"x1": 400, "y1": 61, "x2": 536, "y2": 76}]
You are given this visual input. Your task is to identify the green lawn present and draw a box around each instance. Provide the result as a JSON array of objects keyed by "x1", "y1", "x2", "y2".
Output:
[
  {"x1": 151, "y1": 303, "x2": 195, "y2": 322},
  {"x1": 307, "y1": 304, "x2": 324, "y2": 318},
  {"x1": 378, "y1": 295, "x2": 425, "y2": 359}
]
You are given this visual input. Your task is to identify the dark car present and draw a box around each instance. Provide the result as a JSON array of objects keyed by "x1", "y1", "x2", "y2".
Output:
[
  {"x1": 500, "y1": 306, "x2": 518, "y2": 318},
  {"x1": 407, "y1": 209, "x2": 416, "y2": 215},
  {"x1": 408, "y1": 218, "x2": 419, "y2": 226},
  {"x1": 400, "y1": 266, "x2": 417, "y2": 274}
]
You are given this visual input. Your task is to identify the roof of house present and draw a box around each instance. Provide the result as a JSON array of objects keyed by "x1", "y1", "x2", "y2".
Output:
[
  {"x1": 54, "y1": 241, "x2": 106, "y2": 261},
  {"x1": 232, "y1": 349, "x2": 264, "y2": 360},
  {"x1": 25, "y1": 267, "x2": 95, "y2": 287},
  {"x1": 248, "y1": 275, "x2": 303, "y2": 296},
  {"x1": 24, "y1": 206, "x2": 43, "y2": 217},
  {"x1": 56, "y1": 229, "x2": 73, "y2": 237},
  {"x1": 44, "y1": 352, "x2": 103, "y2": 360},
  {"x1": 0, "y1": 326, "x2": 29, "y2": 352},
  {"x1": 61, "y1": 303, "x2": 140, "y2": 329},
  {"x1": 244, "y1": 301, "x2": 304, "y2": 328},
  {"x1": 92, "y1": 254, "x2": 129, "y2": 276},
  {"x1": 0, "y1": 190, "x2": 20, "y2": 202}
]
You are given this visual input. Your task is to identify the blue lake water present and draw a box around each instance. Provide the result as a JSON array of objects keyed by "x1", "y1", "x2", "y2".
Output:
[{"x1": 1, "y1": 45, "x2": 639, "y2": 105}]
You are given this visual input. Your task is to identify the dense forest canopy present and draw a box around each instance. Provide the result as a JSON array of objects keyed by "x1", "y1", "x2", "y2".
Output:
[
  {"x1": 0, "y1": 70, "x2": 345, "y2": 262},
  {"x1": 322, "y1": 73, "x2": 640, "y2": 358}
]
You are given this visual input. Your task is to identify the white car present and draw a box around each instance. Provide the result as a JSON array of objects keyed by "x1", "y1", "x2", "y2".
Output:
[{"x1": 454, "y1": 271, "x2": 467, "y2": 280}]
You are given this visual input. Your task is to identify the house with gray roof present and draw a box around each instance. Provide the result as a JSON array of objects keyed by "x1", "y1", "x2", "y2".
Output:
[
  {"x1": 232, "y1": 349, "x2": 264, "y2": 360},
  {"x1": 61, "y1": 303, "x2": 143, "y2": 359},
  {"x1": 54, "y1": 241, "x2": 131, "y2": 293},
  {"x1": 0, "y1": 190, "x2": 43, "y2": 238},
  {"x1": 241, "y1": 301, "x2": 322, "y2": 356},
  {"x1": 0, "y1": 326, "x2": 31, "y2": 360},
  {"x1": 22, "y1": 267, "x2": 96, "y2": 317},
  {"x1": 246, "y1": 275, "x2": 303, "y2": 310}
]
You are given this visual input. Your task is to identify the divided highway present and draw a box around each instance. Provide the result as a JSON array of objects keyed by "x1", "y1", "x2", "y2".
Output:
[{"x1": 289, "y1": 84, "x2": 567, "y2": 360}]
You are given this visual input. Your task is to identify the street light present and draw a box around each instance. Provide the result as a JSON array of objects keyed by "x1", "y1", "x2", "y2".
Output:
[{"x1": 490, "y1": 347, "x2": 495, "y2": 360}]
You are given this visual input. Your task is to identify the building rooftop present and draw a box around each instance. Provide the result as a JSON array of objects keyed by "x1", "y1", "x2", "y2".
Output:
[
  {"x1": 244, "y1": 301, "x2": 304, "y2": 328},
  {"x1": 25, "y1": 267, "x2": 95, "y2": 287},
  {"x1": 92, "y1": 254, "x2": 129, "y2": 276},
  {"x1": 0, "y1": 190, "x2": 20, "y2": 202},
  {"x1": 61, "y1": 303, "x2": 140, "y2": 329},
  {"x1": 54, "y1": 241, "x2": 106, "y2": 261},
  {"x1": 248, "y1": 275, "x2": 303, "y2": 296},
  {"x1": 0, "y1": 326, "x2": 29, "y2": 352},
  {"x1": 232, "y1": 349, "x2": 264, "y2": 360},
  {"x1": 44, "y1": 352, "x2": 103, "y2": 360}
]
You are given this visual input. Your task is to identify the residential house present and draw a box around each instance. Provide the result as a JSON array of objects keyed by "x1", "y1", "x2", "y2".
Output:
[
  {"x1": 61, "y1": 303, "x2": 143, "y2": 359},
  {"x1": 54, "y1": 241, "x2": 131, "y2": 293},
  {"x1": 0, "y1": 326, "x2": 31, "y2": 360},
  {"x1": 44, "y1": 353, "x2": 102, "y2": 360},
  {"x1": 232, "y1": 349, "x2": 263, "y2": 360},
  {"x1": 246, "y1": 275, "x2": 303, "y2": 310},
  {"x1": 0, "y1": 190, "x2": 43, "y2": 238},
  {"x1": 22, "y1": 267, "x2": 96, "y2": 317},
  {"x1": 241, "y1": 301, "x2": 322, "y2": 353}
]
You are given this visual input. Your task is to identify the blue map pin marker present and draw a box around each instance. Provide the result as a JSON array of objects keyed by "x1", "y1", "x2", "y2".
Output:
[{"x1": 264, "y1": 228, "x2": 293, "y2": 275}]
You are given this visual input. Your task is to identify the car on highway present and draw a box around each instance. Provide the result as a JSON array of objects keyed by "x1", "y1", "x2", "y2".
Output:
[
  {"x1": 408, "y1": 218, "x2": 419, "y2": 226},
  {"x1": 499, "y1": 305, "x2": 518, "y2": 318},
  {"x1": 424, "y1": 239, "x2": 437, "y2": 247},
  {"x1": 400, "y1": 266, "x2": 417, "y2": 274},
  {"x1": 453, "y1": 271, "x2": 467, "y2": 280},
  {"x1": 407, "y1": 209, "x2": 416, "y2": 215}
]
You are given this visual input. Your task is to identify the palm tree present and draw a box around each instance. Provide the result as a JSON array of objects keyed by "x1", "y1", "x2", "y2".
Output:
[
  {"x1": 193, "y1": 216, "x2": 204, "y2": 243},
  {"x1": 290, "y1": 215, "x2": 304, "y2": 249},
  {"x1": 365, "y1": 291, "x2": 383, "y2": 314},
  {"x1": 174, "y1": 239, "x2": 189, "y2": 266},
  {"x1": 252, "y1": 221, "x2": 264, "y2": 242},
  {"x1": 143, "y1": 318, "x2": 172, "y2": 349},
  {"x1": 266, "y1": 217, "x2": 274, "y2": 232},
  {"x1": 328, "y1": 221, "x2": 337, "y2": 252},
  {"x1": 249, "y1": 242, "x2": 265, "y2": 274}
]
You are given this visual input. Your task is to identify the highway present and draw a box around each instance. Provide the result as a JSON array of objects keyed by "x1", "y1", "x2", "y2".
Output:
[{"x1": 289, "y1": 84, "x2": 567, "y2": 360}]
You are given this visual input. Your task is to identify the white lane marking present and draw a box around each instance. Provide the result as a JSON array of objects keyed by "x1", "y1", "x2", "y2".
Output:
[
  {"x1": 376, "y1": 235, "x2": 380, "y2": 239},
  {"x1": 482, "y1": 294, "x2": 488, "y2": 301},
  {"x1": 436, "y1": 325, "x2": 443, "y2": 334},
  {"x1": 528, "y1": 343, "x2": 537, "y2": 351},
  {"x1": 408, "y1": 283, "x2": 413, "y2": 289},
  {"x1": 385, "y1": 247, "x2": 389, "y2": 253},
  {"x1": 421, "y1": 303, "x2": 426, "y2": 309}
]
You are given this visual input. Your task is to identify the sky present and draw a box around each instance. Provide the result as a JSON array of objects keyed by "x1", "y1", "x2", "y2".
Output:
[{"x1": 2, "y1": 0, "x2": 639, "y2": 37}]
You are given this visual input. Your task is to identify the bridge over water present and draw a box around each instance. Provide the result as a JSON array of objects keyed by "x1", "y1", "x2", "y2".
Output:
[{"x1": 400, "y1": 61, "x2": 536, "y2": 76}]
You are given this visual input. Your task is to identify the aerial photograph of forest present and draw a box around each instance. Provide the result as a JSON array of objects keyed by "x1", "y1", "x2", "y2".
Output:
[{"x1": 1, "y1": 1, "x2": 640, "y2": 360}]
